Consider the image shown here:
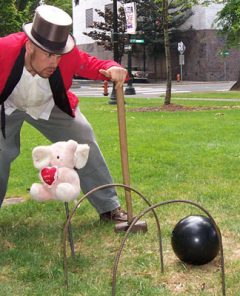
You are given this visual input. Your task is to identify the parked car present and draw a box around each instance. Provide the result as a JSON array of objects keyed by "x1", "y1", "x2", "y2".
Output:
[{"x1": 131, "y1": 67, "x2": 149, "y2": 83}]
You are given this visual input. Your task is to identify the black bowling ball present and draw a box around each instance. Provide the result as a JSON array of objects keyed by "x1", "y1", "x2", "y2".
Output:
[{"x1": 171, "y1": 215, "x2": 220, "y2": 265}]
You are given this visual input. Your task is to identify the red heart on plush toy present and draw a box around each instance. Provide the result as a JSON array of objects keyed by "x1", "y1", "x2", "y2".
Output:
[{"x1": 41, "y1": 167, "x2": 58, "y2": 186}]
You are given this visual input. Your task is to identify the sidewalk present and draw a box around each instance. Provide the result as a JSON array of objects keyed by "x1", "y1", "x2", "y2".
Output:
[
  {"x1": 71, "y1": 79, "x2": 236, "y2": 99},
  {"x1": 72, "y1": 79, "x2": 235, "y2": 87}
]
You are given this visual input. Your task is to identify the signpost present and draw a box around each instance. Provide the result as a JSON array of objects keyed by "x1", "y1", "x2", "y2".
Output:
[
  {"x1": 177, "y1": 41, "x2": 186, "y2": 81},
  {"x1": 124, "y1": 38, "x2": 136, "y2": 95},
  {"x1": 130, "y1": 39, "x2": 145, "y2": 44},
  {"x1": 219, "y1": 50, "x2": 230, "y2": 81}
]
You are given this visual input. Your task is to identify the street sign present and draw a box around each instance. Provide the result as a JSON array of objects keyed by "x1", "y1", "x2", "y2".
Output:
[
  {"x1": 124, "y1": 44, "x2": 132, "y2": 52},
  {"x1": 130, "y1": 39, "x2": 145, "y2": 44},
  {"x1": 179, "y1": 54, "x2": 185, "y2": 65},
  {"x1": 178, "y1": 41, "x2": 186, "y2": 54},
  {"x1": 219, "y1": 50, "x2": 230, "y2": 57}
]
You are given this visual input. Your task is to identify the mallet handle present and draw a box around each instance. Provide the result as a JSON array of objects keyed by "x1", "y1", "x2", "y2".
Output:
[{"x1": 116, "y1": 87, "x2": 133, "y2": 224}]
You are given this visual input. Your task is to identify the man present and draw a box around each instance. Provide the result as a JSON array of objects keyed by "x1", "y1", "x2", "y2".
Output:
[{"x1": 0, "y1": 5, "x2": 128, "y2": 223}]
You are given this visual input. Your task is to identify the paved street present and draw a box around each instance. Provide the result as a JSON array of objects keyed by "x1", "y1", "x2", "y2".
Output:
[{"x1": 71, "y1": 80, "x2": 236, "y2": 98}]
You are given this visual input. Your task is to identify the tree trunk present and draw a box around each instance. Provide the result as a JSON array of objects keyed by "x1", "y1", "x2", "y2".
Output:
[
  {"x1": 230, "y1": 72, "x2": 240, "y2": 90},
  {"x1": 163, "y1": 0, "x2": 172, "y2": 105}
]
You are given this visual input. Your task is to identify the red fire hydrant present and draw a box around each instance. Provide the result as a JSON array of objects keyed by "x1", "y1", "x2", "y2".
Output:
[
  {"x1": 176, "y1": 74, "x2": 181, "y2": 82},
  {"x1": 103, "y1": 80, "x2": 109, "y2": 96}
]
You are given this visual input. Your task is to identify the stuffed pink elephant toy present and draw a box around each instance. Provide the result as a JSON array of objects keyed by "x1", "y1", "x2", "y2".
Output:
[{"x1": 30, "y1": 140, "x2": 90, "y2": 202}]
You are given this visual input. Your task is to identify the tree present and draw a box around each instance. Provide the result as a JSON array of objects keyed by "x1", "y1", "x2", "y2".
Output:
[
  {"x1": 0, "y1": 0, "x2": 24, "y2": 36},
  {"x1": 44, "y1": 0, "x2": 72, "y2": 16},
  {"x1": 215, "y1": 0, "x2": 240, "y2": 90},
  {"x1": 0, "y1": 0, "x2": 72, "y2": 37},
  {"x1": 83, "y1": 6, "x2": 127, "y2": 64},
  {"x1": 162, "y1": 0, "x2": 172, "y2": 104},
  {"x1": 154, "y1": 0, "x2": 198, "y2": 104}
]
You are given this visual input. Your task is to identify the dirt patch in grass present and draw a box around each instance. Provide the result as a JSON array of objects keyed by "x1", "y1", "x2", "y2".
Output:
[
  {"x1": 129, "y1": 103, "x2": 240, "y2": 112},
  {"x1": 222, "y1": 232, "x2": 240, "y2": 261},
  {"x1": 159, "y1": 248, "x2": 221, "y2": 294},
  {"x1": 161, "y1": 232, "x2": 240, "y2": 294},
  {"x1": 2, "y1": 197, "x2": 26, "y2": 206},
  {"x1": 114, "y1": 230, "x2": 240, "y2": 295},
  {"x1": 1, "y1": 239, "x2": 16, "y2": 250}
]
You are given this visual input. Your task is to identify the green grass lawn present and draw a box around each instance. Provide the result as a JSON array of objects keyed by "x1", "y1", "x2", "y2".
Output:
[
  {"x1": 171, "y1": 90, "x2": 240, "y2": 99},
  {"x1": 1, "y1": 93, "x2": 240, "y2": 295}
]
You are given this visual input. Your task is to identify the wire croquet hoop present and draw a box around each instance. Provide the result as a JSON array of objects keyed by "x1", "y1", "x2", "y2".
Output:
[
  {"x1": 62, "y1": 184, "x2": 226, "y2": 296},
  {"x1": 63, "y1": 183, "x2": 162, "y2": 288},
  {"x1": 111, "y1": 199, "x2": 226, "y2": 296}
]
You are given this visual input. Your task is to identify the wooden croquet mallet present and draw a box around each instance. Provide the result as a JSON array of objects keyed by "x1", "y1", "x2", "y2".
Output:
[{"x1": 114, "y1": 87, "x2": 147, "y2": 233}]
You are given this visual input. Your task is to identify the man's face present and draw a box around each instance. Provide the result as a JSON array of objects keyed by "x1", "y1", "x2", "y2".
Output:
[{"x1": 26, "y1": 41, "x2": 62, "y2": 78}]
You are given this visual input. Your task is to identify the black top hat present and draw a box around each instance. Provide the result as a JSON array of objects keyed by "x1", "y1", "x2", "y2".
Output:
[{"x1": 23, "y1": 5, "x2": 75, "y2": 54}]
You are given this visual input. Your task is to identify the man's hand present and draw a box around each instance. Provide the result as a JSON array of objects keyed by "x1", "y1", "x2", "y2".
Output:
[{"x1": 99, "y1": 66, "x2": 128, "y2": 89}]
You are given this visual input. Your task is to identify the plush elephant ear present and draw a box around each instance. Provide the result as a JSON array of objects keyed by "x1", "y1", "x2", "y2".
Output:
[
  {"x1": 74, "y1": 144, "x2": 90, "y2": 169},
  {"x1": 32, "y1": 146, "x2": 51, "y2": 170}
]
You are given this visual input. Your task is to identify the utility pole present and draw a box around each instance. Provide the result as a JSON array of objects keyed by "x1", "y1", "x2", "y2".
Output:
[
  {"x1": 124, "y1": 35, "x2": 136, "y2": 95},
  {"x1": 109, "y1": 0, "x2": 119, "y2": 104}
]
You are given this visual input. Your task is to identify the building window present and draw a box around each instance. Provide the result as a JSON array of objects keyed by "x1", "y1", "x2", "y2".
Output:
[{"x1": 86, "y1": 8, "x2": 93, "y2": 28}]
